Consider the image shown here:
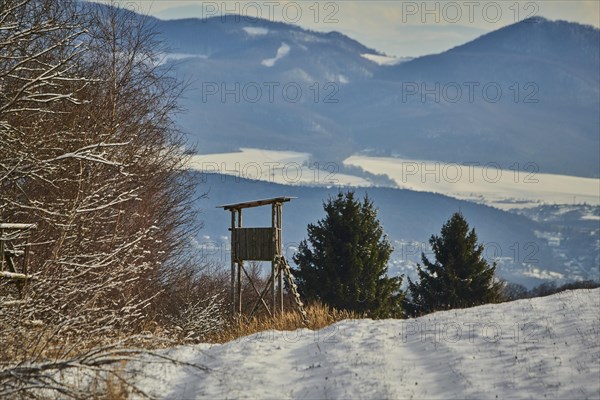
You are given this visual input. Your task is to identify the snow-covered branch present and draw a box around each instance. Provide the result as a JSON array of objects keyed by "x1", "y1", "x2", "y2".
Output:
[
  {"x1": 44, "y1": 142, "x2": 131, "y2": 167},
  {"x1": 1, "y1": 5, "x2": 207, "y2": 395}
]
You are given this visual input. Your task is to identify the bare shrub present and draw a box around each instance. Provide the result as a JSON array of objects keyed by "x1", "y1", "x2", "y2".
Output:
[{"x1": 0, "y1": 0, "x2": 219, "y2": 395}]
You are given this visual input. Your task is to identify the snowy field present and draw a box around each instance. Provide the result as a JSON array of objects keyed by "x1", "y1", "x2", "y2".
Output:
[
  {"x1": 188, "y1": 149, "x2": 599, "y2": 210},
  {"x1": 132, "y1": 289, "x2": 600, "y2": 399},
  {"x1": 345, "y1": 155, "x2": 600, "y2": 210},
  {"x1": 188, "y1": 149, "x2": 371, "y2": 187}
]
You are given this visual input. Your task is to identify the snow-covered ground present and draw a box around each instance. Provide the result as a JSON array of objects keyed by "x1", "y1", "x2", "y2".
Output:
[
  {"x1": 243, "y1": 26, "x2": 269, "y2": 36},
  {"x1": 361, "y1": 53, "x2": 413, "y2": 66},
  {"x1": 188, "y1": 149, "x2": 599, "y2": 209},
  {"x1": 188, "y1": 148, "x2": 371, "y2": 186},
  {"x1": 262, "y1": 43, "x2": 291, "y2": 67},
  {"x1": 345, "y1": 155, "x2": 600, "y2": 210},
  {"x1": 132, "y1": 289, "x2": 600, "y2": 399}
]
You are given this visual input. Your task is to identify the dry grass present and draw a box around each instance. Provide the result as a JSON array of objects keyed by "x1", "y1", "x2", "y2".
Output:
[
  {"x1": 208, "y1": 302, "x2": 362, "y2": 343},
  {"x1": 95, "y1": 360, "x2": 129, "y2": 400},
  {"x1": 1, "y1": 303, "x2": 360, "y2": 398}
]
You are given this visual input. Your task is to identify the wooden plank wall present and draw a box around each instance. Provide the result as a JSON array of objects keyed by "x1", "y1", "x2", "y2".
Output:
[{"x1": 233, "y1": 228, "x2": 275, "y2": 261}]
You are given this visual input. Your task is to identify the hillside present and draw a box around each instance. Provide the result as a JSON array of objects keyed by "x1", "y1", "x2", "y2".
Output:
[
  {"x1": 373, "y1": 17, "x2": 600, "y2": 177},
  {"x1": 144, "y1": 13, "x2": 600, "y2": 177},
  {"x1": 194, "y1": 173, "x2": 598, "y2": 288},
  {"x1": 132, "y1": 288, "x2": 600, "y2": 399}
]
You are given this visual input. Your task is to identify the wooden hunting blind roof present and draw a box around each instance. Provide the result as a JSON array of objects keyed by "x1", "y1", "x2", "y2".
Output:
[{"x1": 217, "y1": 196, "x2": 296, "y2": 210}]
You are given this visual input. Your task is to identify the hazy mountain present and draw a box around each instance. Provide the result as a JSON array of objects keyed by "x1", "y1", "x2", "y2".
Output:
[
  {"x1": 147, "y1": 14, "x2": 599, "y2": 177},
  {"x1": 151, "y1": 15, "x2": 385, "y2": 159},
  {"x1": 372, "y1": 17, "x2": 600, "y2": 177}
]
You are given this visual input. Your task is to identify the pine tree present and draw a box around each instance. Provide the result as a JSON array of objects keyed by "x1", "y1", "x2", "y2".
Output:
[
  {"x1": 292, "y1": 191, "x2": 403, "y2": 317},
  {"x1": 406, "y1": 213, "x2": 503, "y2": 316}
]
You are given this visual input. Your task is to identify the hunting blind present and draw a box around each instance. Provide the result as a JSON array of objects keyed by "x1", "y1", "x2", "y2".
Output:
[{"x1": 218, "y1": 197, "x2": 307, "y2": 323}]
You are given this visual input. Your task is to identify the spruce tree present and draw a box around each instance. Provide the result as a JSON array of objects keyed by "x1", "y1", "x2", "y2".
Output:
[
  {"x1": 406, "y1": 213, "x2": 502, "y2": 316},
  {"x1": 292, "y1": 191, "x2": 403, "y2": 317}
]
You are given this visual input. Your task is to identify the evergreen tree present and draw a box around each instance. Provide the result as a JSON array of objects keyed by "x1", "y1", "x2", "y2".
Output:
[
  {"x1": 406, "y1": 213, "x2": 502, "y2": 316},
  {"x1": 292, "y1": 191, "x2": 403, "y2": 317}
]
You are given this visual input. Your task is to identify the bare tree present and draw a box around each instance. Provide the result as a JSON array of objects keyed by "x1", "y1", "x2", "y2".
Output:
[{"x1": 1, "y1": 1, "x2": 220, "y2": 396}]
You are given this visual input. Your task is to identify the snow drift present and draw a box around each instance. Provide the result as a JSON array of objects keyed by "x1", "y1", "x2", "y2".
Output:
[{"x1": 134, "y1": 289, "x2": 600, "y2": 399}]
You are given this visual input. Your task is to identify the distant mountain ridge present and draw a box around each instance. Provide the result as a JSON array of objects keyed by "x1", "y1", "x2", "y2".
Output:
[
  {"x1": 146, "y1": 13, "x2": 599, "y2": 177},
  {"x1": 157, "y1": 15, "x2": 378, "y2": 58},
  {"x1": 447, "y1": 17, "x2": 599, "y2": 64},
  {"x1": 367, "y1": 17, "x2": 599, "y2": 176},
  {"x1": 90, "y1": 2, "x2": 599, "y2": 177}
]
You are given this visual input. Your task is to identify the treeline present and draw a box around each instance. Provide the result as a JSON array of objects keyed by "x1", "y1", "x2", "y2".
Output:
[
  {"x1": 292, "y1": 191, "x2": 598, "y2": 319},
  {"x1": 292, "y1": 192, "x2": 503, "y2": 318},
  {"x1": 502, "y1": 280, "x2": 600, "y2": 301}
]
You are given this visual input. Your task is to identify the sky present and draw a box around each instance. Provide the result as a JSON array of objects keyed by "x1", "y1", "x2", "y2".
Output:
[{"x1": 100, "y1": 1, "x2": 599, "y2": 57}]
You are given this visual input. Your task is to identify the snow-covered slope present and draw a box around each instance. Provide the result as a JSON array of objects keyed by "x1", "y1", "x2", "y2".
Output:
[{"x1": 134, "y1": 289, "x2": 600, "y2": 399}]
